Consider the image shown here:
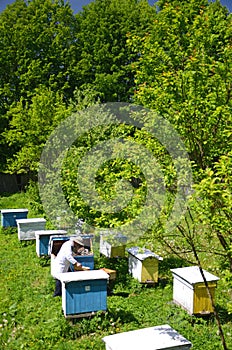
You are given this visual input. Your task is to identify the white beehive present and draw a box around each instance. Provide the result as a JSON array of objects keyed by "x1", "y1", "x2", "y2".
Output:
[
  {"x1": 127, "y1": 247, "x2": 163, "y2": 283},
  {"x1": 171, "y1": 266, "x2": 220, "y2": 315},
  {"x1": 102, "y1": 324, "x2": 192, "y2": 350},
  {"x1": 16, "y1": 218, "x2": 46, "y2": 241}
]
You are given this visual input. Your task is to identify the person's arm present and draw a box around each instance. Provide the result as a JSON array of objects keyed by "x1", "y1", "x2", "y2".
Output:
[{"x1": 65, "y1": 241, "x2": 89, "y2": 271}]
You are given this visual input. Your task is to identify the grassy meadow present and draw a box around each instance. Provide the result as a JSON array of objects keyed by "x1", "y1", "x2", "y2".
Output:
[{"x1": 0, "y1": 192, "x2": 232, "y2": 349}]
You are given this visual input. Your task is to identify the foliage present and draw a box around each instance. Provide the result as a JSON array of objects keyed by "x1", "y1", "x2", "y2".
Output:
[
  {"x1": 0, "y1": 0, "x2": 155, "y2": 171},
  {"x1": 75, "y1": 0, "x2": 155, "y2": 102},
  {"x1": 192, "y1": 151, "x2": 232, "y2": 271},
  {"x1": 55, "y1": 105, "x2": 180, "y2": 234},
  {"x1": 0, "y1": 191, "x2": 41, "y2": 218},
  {"x1": 0, "y1": 0, "x2": 78, "y2": 110},
  {"x1": 0, "y1": 0, "x2": 78, "y2": 170},
  {"x1": 129, "y1": 0, "x2": 232, "y2": 169},
  {"x1": 4, "y1": 86, "x2": 72, "y2": 174}
]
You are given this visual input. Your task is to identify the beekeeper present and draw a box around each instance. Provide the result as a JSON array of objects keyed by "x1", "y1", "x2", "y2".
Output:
[{"x1": 52, "y1": 236, "x2": 88, "y2": 297}]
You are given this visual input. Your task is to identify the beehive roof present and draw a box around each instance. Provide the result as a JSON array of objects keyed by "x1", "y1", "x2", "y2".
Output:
[
  {"x1": 102, "y1": 324, "x2": 192, "y2": 350},
  {"x1": 171, "y1": 266, "x2": 220, "y2": 284},
  {"x1": 127, "y1": 247, "x2": 163, "y2": 261}
]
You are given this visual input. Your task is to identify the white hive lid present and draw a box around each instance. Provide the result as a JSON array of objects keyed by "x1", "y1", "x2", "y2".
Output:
[
  {"x1": 16, "y1": 218, "x2": 46, "y2": 224},
  {"x1": 171, "y1": 266, "x2": 220, "y2": 284},
  {"x1": 35, "y1": 230, "x2": 67, "y2": 236},
  {"x1": 1, "y1": 209, "x2": 28, "y2": 213},
  {"x1": 102, "y1": 324, "x2": 192, "y2": 350},
  {"x1": 127, "y1": 247, "x2": 163, "y2": 261},
  {"x1": 59, "y1": 270, "x2": 109, "y2": 283}
]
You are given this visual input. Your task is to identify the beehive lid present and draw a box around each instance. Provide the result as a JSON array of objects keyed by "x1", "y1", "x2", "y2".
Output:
[
  {"x1": 1, "y1": 209, "x2": 28, "y2": 213},
  {"x1": 102, "y1": 324, "x2": 192, "y2": 350},
  {"x1": 35, "y1": 230, "x2": 67, "y2": 236},
  {"x1": 100, "y1": 231, "x2": 127, "y2": 243},
  {"x1": 16, "y1": 218, "x2": 46, "y2": 224},
  {"x1": 69, "y1": 234, "x2": 93, "y2": 248},
  {"x1": 127, "y1": 247, "x2": 163, "y2": 261},
  {"x1": 59, "y1": 270, "x2": 109, "y2": 283},
  {"x1": 171, "y1": 266, "x2": 220, "y2": 285}
]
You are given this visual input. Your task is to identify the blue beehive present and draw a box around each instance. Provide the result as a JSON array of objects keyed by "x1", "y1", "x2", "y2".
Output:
[
  {"x1": 1, "y1": 209, "x2": 28, "y2": 228},
  {"x1": 35, "y1": 230, "x2": 67, "y2": 257},
  {"x1": 71, "y1": 255, "x2": 94, "y2": 270},
  {"x1": 59, "y1": 270, "x2": 109, "y2": 318}
]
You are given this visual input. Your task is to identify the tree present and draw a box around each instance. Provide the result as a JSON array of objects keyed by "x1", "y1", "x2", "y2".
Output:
[
  {"x1": 128, "y1": 0, "x2": 232, "y2": 169},
  {"x1": 0, "y1": 0, "x2": 79, "y2": 170},
  {"x1": 193, "y1": 151, "x2": 232, "y2": 271},
  {"x1": 4, "y1": 86, "x2": 72, "y2": 174},
  {"x1": 75, "y1": 0, "x2": 155, "y2": 102},
  {"x1": 0, "y1": 0, "x2": 78, "y2": 108}
]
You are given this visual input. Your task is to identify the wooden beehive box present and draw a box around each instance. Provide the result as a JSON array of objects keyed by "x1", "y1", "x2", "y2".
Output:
[
  {"x1": 171, "y1": 266, "x2": 220, "y2": 315},
  {"x1": 59, "y1": 270, "x2": 109, "y2": 318},
  {"x1": 127, "y1": 247, "x2": 163, "y2": 284},
  {"x1": 101, "y1": 267, "x2": 117, "y2": 294},
  {"x1": 1, "y1": 209, "x2": 28, "y2": 228},
  {"x1": 100, "y1": 268, "x2": 117, "y2": 281},
  {"x1": 35, "y1": 230, "x2": 67, "y2": 257},
  {"x1": 16, "y1": 218, "x2": 46, "y2": 241},
  {"x1": 100, "y1": 232, "x2": 127, "y2": 258},
  {"x1": 102, "y1": 324, "x2": 192, "y2": 350}
]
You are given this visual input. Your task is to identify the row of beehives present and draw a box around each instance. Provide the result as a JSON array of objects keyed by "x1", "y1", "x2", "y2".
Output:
[
  {"x1": 1, "y1": 208, "x2": 220, "y2": 319},
  {"x1": 0, "y1": 210, "x2": 194, "y2": 350}
]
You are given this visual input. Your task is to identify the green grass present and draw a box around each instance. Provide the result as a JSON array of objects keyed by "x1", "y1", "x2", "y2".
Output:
[
  {"x1": 0, "y1": 192, "x2": 40, "y2": 218},
  {"x1": 0, "y1": 193, "x2": 232, "y2": 349}
]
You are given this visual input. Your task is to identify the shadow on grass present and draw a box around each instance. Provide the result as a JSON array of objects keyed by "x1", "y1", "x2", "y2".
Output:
[
  {"x1": 1, "y1": 227, "x2": 17, "y2": 235},
  {"x1": 159, "y1": 255, "x2": 187, "y2": 276},
  {"x1": 70, "y1": 308, "x2": 137, "y2": 328},
  {"x1": 216, "y1": 304, "x2": 232, "y2": 324}
]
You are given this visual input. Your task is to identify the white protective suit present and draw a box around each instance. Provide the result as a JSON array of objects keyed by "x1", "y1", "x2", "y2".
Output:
[{"x1": 51, "y1": 239, "x2": 78, "y2": 279}]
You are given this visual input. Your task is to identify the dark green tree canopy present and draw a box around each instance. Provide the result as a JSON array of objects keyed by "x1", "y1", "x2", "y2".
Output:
[{"x1": 0, "y1": 0, "x2": 154, "y2": 171}]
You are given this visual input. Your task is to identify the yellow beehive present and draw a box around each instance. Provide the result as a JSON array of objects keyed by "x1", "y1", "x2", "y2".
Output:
[
  {"x1": 127, "y1": 247, "x2": 163, "y2": 284},
  {"x1": 100, "y1": 232, "x2": 127, "y2": 258},
  {"x1": 171, "y1": 266, "x2": 220, "y2": 315}
]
